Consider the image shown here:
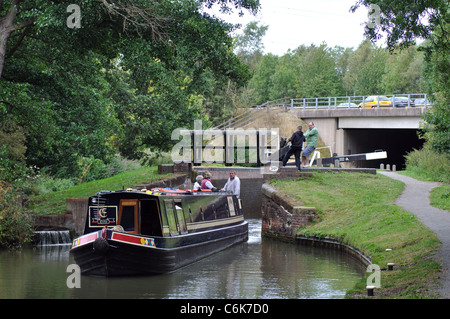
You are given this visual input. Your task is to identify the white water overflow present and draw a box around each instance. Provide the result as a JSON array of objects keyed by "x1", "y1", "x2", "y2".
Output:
[{"x1": 34, "y1": 230, "x2": 72, "y2": 246}]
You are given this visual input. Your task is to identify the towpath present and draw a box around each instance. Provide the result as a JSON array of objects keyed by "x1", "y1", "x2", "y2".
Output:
[{"x1": 378, "y1": 170, "x2": 450, "y2": 299}]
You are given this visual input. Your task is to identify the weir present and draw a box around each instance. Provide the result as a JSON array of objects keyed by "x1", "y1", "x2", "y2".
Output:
[{"x1": 33, "y1": 230, "x2": 72, "y2": 246}]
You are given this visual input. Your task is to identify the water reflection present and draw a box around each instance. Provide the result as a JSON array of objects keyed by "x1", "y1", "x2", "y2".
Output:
[
  {"x1": 0, "y1": 219, "x2": 365, "y2": 299},
  {"x1": 0, "y1": 245, "x2": 72, "y2": 299}
]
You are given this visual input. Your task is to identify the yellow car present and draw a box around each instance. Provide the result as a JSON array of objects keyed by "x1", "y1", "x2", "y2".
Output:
[{"x1": 358, "y1": 96, "x2": 392, "y2": 108}]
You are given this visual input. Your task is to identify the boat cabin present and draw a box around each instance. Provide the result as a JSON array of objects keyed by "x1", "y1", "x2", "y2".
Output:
[{"x1": 84, "y1": 188, "x2": 244, "y2": 237}]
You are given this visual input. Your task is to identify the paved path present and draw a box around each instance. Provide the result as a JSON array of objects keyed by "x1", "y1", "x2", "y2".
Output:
[{"x1": 378, "y1": 171, "x2": 450, "y2": 298}]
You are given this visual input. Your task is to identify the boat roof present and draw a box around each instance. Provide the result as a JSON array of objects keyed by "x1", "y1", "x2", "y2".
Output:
[{"x1": 94, "y1": 188, "x2": 228, "y2": 197}]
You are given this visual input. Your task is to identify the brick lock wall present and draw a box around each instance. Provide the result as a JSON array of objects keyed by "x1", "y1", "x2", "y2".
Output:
[{"x1": 261, "y1": 183, "x2": 317, "y2": 242}]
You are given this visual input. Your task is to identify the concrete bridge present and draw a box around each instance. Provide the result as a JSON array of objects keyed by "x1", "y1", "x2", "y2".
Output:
[
  {"x1": 217, "y1": 93, "x2": 430, "y2": 169},
  {"x1": 292, "y1": 107, "x2": 427, "y2": 168}
]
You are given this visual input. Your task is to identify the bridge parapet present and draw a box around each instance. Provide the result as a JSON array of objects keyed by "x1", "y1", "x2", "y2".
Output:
[
  {"x1": 290, "y1": 93, "x2": 429, "y2": 110},
  {"x1": 291, "y1": 106, "x2": 427, "y2": 119}
]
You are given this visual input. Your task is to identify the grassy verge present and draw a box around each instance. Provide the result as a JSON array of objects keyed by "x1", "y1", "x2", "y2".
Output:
[
  {"x1": 28, "y1": 166, "x2": 170, "y2": 215},
  {"x1": 271, "y1": 171, "x2": 442, "y2": 298},
  {"x1": 429, "y1": 184, "x2": 450, "y2": 211},
  {"x1": 402, "y1": 147, "x2": 450, "y2": 211},
  {"x1": 399, "y1": 170, "x2": 450, "y2": 211}
]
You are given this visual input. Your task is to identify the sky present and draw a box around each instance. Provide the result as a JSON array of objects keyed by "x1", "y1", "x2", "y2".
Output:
[{"x1": 206, "y1": 0, "x2": 376, "y2": 56}]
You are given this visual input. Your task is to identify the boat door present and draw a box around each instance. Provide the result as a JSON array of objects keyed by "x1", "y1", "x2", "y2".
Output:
[
  {"x1": 118, "y1": 199, "x2": 139, "y2": 234},
  {"x1": 140, "y1": 199, "x2": 163, "y2": 236}
]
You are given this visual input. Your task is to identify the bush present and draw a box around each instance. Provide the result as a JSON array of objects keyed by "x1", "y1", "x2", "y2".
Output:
[
  {"x1": 405, "y1": 146, "x2": 450, "y2": 183},
  {"x1": 76, "y1": 155, "x2": 143, "y2": 184},
  {"x1": 0, "y1": 145, "x2": 28, "y2": 183},
  {"x1": 29, "y1": 176, "x2": 75, "y2": 195},
  {"x1": 0, "y1": 181, "x2": 33, "y2": 249}
]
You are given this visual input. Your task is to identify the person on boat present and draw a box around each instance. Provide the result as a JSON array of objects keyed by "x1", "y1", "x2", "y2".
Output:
[
  {"x1": 193, "y1": 175, "x2": 203, "y2": 191},
  {"x1": 201, "y1": 171, "x2": 216, "y2": 190},
  {"x1": 221, "y1": 170, "x2": 240, "y2": 198}
]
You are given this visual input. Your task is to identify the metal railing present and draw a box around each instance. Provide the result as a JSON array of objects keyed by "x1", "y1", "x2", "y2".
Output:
[
  {"x1": 290, "y1": 93, "x2": 429, "y2": 110},
  {"x1": 212, "y1": 94, "x2": 429, "y2": 132}
]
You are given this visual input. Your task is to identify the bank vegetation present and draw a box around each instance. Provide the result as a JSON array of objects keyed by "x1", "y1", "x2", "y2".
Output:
[{"x1": 271, "y1": 169, "x2": 445, "y2": 299}]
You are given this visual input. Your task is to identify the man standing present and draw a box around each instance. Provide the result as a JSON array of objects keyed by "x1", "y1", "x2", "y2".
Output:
[
  {"x1": 221, "y1": 170, "x2": 240, "y2": 198},
  {"x1": 302, "y1": 122, "x2": 319, "y2": 167},
  {"x1": 282, "y1": 125, "x2": 305, "y2": 171}
]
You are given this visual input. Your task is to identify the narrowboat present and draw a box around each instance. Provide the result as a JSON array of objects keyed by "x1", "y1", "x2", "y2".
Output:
[{"x1": 70, "y1": 187, "x2": 248, "y2": 276}]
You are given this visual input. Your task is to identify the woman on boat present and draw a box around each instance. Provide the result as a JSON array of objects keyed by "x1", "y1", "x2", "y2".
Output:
[
  {"x1": 193, "y1": 175, "x2": 203, "y2": 190},
  {"x1": 201, "y1": 171, "x2": 216, "y2": 190}
]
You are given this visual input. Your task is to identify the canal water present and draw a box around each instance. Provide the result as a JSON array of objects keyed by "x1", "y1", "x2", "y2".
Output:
[{"x1": 0, "y1": 219, "x2": 365, "y2": 299}]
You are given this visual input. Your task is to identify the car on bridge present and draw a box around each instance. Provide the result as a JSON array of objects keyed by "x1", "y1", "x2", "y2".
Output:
[
  {"x1": 338, "y1": 102, "x2": 358, "y2": 108},
  {"x1": 391, "y1": 96, "x2": 415, "y2": 107},
  {"x1": 414, "y1": 98, "x2": 432, "y2": 106},
  {"x1": 358, "y1": 96, "x2": 393, "y2": 108}
]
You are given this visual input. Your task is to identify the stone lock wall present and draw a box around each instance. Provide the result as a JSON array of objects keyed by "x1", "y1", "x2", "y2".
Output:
[{"x1": 261, "y1": 183, "x2": 317, "y2": 242}]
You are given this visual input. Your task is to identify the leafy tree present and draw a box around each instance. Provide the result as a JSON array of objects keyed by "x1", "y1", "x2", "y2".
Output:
[
  {"x1": 381, "y1": 45, "x2": 424, "y2": 94},
  {"x1": 247, "y1": 53, "x2": 278, "y2": 104},
  {"x1": 268, "y1": 51, "x2": 299, "y2": 100},
  {"x1": 0, "y1": 0, "x2": 260, "y2": 176},
  {"x1": 350, "y1": 0, "x2": 449, "y2": 153},
  {"x1": 333, "y1": 46, "x2": 353, "y2": 96},
  {"x1": 234, "y1": 21, "x2": 268, "y2": 69},
  {"x1": 343, "y1": 40, "x2": 388, "y2": 95},
  {"x1": 294, "y1": 43, "x2": 344, "y2": 97}
]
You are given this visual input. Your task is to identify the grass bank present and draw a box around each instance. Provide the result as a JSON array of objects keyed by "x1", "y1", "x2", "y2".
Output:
[
  {"x1": 29, "y1": 166, "x2": 170, "y2": 215},
  {"x1": 402, "y1": 147, "x2": 450, "y2": 211},
  {"x1": 271, "y1": 171, "x2": 442, "y2": 299}
]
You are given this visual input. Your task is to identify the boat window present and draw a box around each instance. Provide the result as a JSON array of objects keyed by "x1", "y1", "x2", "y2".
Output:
[
  {"x1": 164, "y1": 200, "x2": 178, "y2": 235},
  {"x1": 227, "y1": 196, "x2": 236, "y2": 217},
  {"x1": 175, "y1": 202, "x2": 187, "y2": 234},
  {"x1": 119, "y1": 200, "x2": 138, "y2": 233},
  {"x1": 140, "y1": 199, "x2": 162, "y2": 236}
]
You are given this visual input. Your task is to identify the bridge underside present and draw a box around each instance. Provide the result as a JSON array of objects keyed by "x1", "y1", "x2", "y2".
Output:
[{"x1": 341, "y1": 128, "x2": 424, "y2": 169}]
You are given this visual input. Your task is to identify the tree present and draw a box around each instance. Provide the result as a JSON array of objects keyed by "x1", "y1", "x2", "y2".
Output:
[
  {"x1": 350, "y1": 0, "x2": 449, "y2": 153},
  {"x1": 294, "y1": 43, "x2": 344, "y2": 97},
  {"x1": 381, "y1": 46, "x2": 424, "y2": 94},
  {"x1": 343, "y1": 40, "x2": 388, "y2": 95},
  {"x1": 268, "y1": 51, "x2": 299, "y2": 100},
  {"x1": 0, "y1": 0, "x2": 261, "y2": 176},
  {"x1": 350, "y1": 0, "x2": 448, "y2": 51},
  {"x1": 234, "y1": 21, "x2": 268, "y2": 69},
  {"x1": 247, "y1": 53, "x2": 278, "y2": 104},
  {"x1": 333, "y1": 46, "x2": 353, "y2": 96}
]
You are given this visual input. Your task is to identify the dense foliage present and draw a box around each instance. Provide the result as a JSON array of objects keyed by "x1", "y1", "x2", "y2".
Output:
[
  {"x1": 350, "y1": 0, "x2": 449, "y2": 153},
  {"x1": 238, "y1": 39, "x2": 425, "y2": 106},
  {"x1": 0, "y1": 180, "x2": 33, "y2": 248},
  {"x1": 0, "y1": 0, "x2": 260, "y2": 181},
  {"x1": 0, "y1": 0, "x2": 447, "y2": 185}
]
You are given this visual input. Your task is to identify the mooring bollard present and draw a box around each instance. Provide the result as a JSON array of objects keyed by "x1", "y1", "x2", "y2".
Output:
[
  {"x1": 387, "y1": 263, "x2": 395, "y2": 271},
  {"x1": 334, "y1": 159, "x2": 340, "y2": 168},
  {"x1": 366, "y1": 285, "x2": 376, "y2": 297}
]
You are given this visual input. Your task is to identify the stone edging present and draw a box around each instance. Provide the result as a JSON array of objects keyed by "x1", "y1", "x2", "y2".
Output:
[
  {"x1": 295, "y1": 236, "x2": 372, "y2": 267},
  {"x1": 261, "y1": 182, "x2": 372, "y2": 267}
]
